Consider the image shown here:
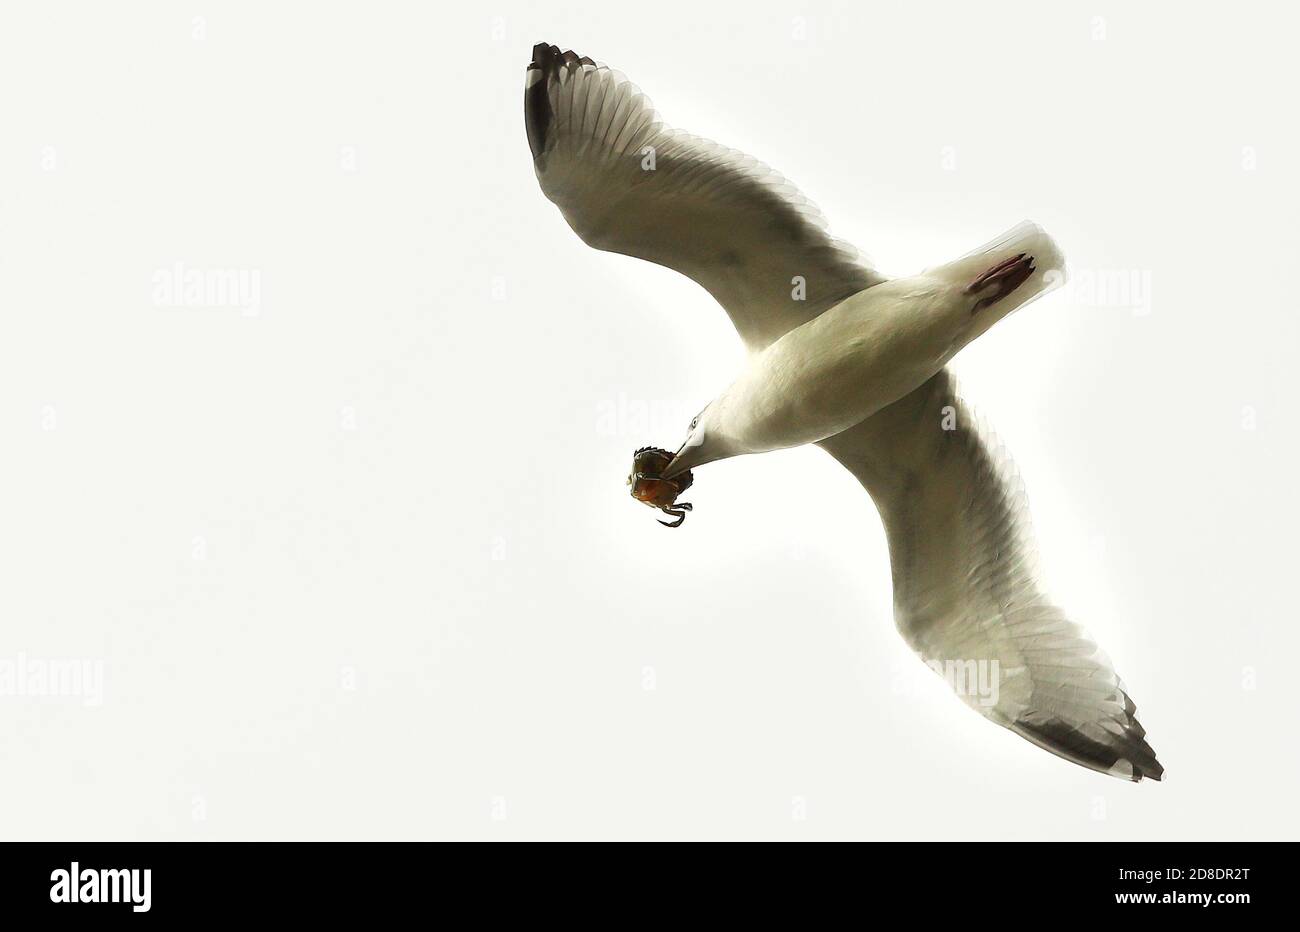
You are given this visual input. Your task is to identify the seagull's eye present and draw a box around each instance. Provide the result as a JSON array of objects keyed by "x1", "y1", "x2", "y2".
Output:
[{"x1": 690, "y1": 417, "x2": 699, "y2": 430}]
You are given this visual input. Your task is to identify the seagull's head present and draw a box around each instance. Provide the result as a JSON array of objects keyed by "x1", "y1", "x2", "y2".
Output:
[
  {"x1": 664, "y1": 403, "x2": 734, "y2": 477},
  {"x1": 627, "y1": 447, "x2": 694, "y2": 528}
]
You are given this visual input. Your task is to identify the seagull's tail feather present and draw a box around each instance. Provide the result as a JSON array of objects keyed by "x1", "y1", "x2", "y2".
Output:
[{"x1": 936, "y1": 220, "x2": 1067, "y2": 324}]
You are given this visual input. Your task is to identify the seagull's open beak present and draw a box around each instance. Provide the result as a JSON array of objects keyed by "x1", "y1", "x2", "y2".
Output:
[{"x1": 664, "y1": 441, "x2": 703, "y2": 479}]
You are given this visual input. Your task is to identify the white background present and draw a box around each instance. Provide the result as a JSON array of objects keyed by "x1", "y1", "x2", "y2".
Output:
[{"x1": 1, "y1": 1, "x2": 1296, "y2": 839}]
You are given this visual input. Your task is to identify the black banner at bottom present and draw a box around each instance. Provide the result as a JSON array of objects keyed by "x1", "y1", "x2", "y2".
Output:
[{"x1": 0, "y1": 841, "x2": 1284, "y2": 919}]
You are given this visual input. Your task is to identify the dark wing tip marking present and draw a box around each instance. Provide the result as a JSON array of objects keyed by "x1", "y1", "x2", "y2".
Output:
[
  {"x1": 1014, "y1": 714, "x2": 1164, "y2": 783},
  {"x1": 525, "y1": 42, "x2": 596, "y2": 161},
  {"x1": 525, "y1": 43, "x2": 560, "y2": 160}
]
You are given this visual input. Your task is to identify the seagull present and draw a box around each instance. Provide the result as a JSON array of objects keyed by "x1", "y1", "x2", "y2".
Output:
[{"x1": 525, "y1": 42, "x2": 1163, "y2": 782}]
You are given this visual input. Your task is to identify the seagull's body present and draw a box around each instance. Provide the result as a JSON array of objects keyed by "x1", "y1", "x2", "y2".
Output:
[
  {"x1": 526, "y1": 42, "x2": 1163, "y2": 782},
  {"x1": 668, "y1": 223, "x2": 1063, "y2": 474}
]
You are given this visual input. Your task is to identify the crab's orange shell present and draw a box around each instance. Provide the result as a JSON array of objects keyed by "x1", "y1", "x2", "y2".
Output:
[
  {"x1": 628, "y1": 446, "x2": 693, "y2": 510},
  {"x1": 630, "y1": 476, "x2": 683, "y2": 509}
]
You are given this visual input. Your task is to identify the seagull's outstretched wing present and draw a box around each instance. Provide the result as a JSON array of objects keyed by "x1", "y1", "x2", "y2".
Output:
[
  {"x1": 818, "y1": 370, "x2": 1163, "y2": 781},
  {"x1": 525, "y1": 43, "x2": 883, "y2": 351}
]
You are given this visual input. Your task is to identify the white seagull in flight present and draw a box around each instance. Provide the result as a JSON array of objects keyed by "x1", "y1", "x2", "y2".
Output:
[{"x1": 525, "y1": 42, "x2": 1163, "y2": 782}]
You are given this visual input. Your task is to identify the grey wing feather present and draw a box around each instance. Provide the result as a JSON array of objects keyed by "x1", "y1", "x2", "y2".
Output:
[
  {"x1": 525, "y1": 42, "x2": 882, "y2": 351},
  {"x1": 819, "y1": 370, "x2": 1163, "y2": 782}
]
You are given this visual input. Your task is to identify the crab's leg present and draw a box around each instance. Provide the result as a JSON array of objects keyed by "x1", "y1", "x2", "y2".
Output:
[{"x1": 658, "y1": 508, "x2": 687, "y2": 528}]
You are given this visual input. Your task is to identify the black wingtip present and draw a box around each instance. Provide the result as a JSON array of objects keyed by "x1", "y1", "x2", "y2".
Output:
[
  {"x1": 526, "y1": 43, "x2": 599, "y2": 160},
  {"x1": 530, "y1": 42, "x2": 557, "y2": 69},
  {"x1": 525, "y1": 43, "x2": 561, "y2": 160},
  {"x1": 1014, "y1": 716, "x2": 1165, "y2": 783}
]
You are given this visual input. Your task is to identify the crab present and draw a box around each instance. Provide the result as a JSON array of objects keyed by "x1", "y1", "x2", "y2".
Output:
[{"x1": 627, "y1": 446, "x2": 695, "y2": 527}]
